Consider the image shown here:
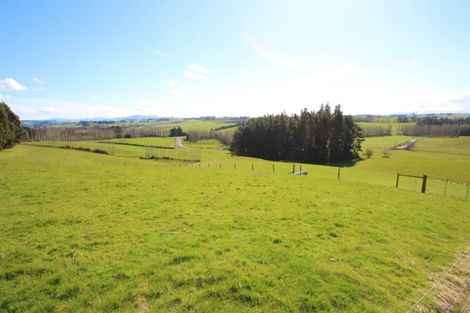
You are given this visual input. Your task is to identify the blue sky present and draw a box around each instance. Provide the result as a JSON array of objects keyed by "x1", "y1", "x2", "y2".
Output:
[{"x1": 1, "y1": 0, "x2": 470, "y2": 119}]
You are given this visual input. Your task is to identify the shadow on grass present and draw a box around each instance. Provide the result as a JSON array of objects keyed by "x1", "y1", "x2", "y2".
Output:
[{"x1": 329, "y1": 158, "x2": 364, "y2": 168}]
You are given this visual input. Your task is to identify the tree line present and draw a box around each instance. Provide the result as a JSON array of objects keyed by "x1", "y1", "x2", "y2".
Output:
[
  {"x1": 416, "y1": 116, "x2": 470, "y2": 126},
  {"x1": 360, "y1": 124, "x2": 392, "y2": 137},
  {"x1": 230, "y1": 105, "x2": 363, "y2": 164},
  {"x1": 398, "y1": 124, "x2": 470, "y2": 137}
]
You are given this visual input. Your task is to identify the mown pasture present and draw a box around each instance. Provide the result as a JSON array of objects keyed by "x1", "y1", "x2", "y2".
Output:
[{"x1": 1, "y1": 136, "x2": 469, "y2": 312}]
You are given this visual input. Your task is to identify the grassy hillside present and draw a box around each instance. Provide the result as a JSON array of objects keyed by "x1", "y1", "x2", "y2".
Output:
[
  {"x1": 359, "y1": 136, "x2": 470, "y2": 184},
  {"x1": 356, "y1": 122, "x2": 416, "y2": 136},
  {"x1": 1, "y1": 142, "x2": 469, "y2": 312},
  {"x1": 126, "y1": 119, "x2": 238, "y2": 134},
  {"x1": 24, "y1": 135, "x2": 470, "y2": 197}
]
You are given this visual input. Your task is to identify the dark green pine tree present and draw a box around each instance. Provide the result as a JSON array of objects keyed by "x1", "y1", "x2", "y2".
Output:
[{"x1": 0, "y1": 102, "x2": 24, "y2": 150}]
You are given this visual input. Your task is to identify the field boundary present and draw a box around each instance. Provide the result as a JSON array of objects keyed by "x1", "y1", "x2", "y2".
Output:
[{"x1": 98, "y1": 140, "x2": 174, "y2": 150}]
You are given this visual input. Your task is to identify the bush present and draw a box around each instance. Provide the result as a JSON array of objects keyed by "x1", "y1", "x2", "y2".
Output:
[{"x1": 365, "y1": 147, "x2": 374, "y2": 158}]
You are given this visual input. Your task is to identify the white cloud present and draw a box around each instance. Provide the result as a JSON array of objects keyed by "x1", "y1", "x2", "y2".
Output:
[
  {"x1": 407, "y1": 91, "x2": 470, "y2": 114},
  {"x1": 32, "y1": 77, "x2": 44, "y2": 84},
  {"x1": 0, "y1": 94, "x2": 11, "y2": 100},
  {"x1": 0, "y1": 78, "x2": 27, "y2": 92},
  {"x1": 242, "y1": 33, "x2": 307, "y2": 71},
  {"x1": 155, "y1": 50, "x2": 168, "y2": 57},
  {"x1": 168, "y1": 79, "x2": 190, "y2": 97},
  {"x1": 30, "y1": 87, "x2": 47, "y2": 92},
  {"x1": 184, "y1": 70, "x2": 206, "y2": 81},
  {"x1": 7, "y1": 98, "x2": 138, "y2": 119},
  {"x1": 133, "y1": 99, "x2": 161, "y2": 114},
  {"x1": 168, "y1": 79, "x2": 179, "y2": 88},
  {"x1": 38, "y1": 105, "x2": 66, "y2": 115},
  {"x1": 157, "y1": 73, "x2": 470, "y2": 117},
  {"x1": 184, "y1": 64, "x2": 215, "y2": 81},
  {"x1": 186, "y1": 64, "x2": 215, "y2": 75},
  {"x1": 90, "y1": 96, "x2": 105, "y2": 100}
]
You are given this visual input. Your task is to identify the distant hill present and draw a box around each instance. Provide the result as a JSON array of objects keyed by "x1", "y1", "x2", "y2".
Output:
[{"x1": 20, "y1": 115, "x2": 248, "y2": 128}]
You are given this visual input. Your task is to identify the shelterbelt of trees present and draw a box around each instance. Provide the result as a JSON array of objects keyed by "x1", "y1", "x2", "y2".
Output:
[
  {"x1": 230, "y1": 105, "x2": 363, "y2": 165},
  {"x1": 0, "y1": 102, "x2": 23, "y2": 150}
]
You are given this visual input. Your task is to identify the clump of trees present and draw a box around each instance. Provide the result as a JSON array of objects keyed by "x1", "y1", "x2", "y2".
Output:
[
  {"x1": 0, "y1": 102, "x2": 24, "y2": 150},
  {"x1": 397, "y1": 116, "x2": 470, "y2": 137},
  {"x1": 169, "y1": 126, "x2": 186, "y2": 137},
  {"x1": 417, "y1": 116, "x2": 470, "y2": 126},
  {"x1": 230, "y1": 105, "x2": 363, "y2": 164},
  {"x1": 398, "y1": 124, "x2": 470, "y2": 137},
  {"x1": 24, "y1": 127, "x2": 116, "y2": 141},
  {"x1": 186, "y1": 130, "x2": 233, "y2": 145}
]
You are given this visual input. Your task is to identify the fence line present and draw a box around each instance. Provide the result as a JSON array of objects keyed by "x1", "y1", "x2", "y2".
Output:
[
  {"x1": 25, "y1": 142, "x2": 470, "y2": 200},
  {"x1": 406, "y1": 250, "x2": 469, "y2": 313},
  {"x1": 197, "y1": 162, "x2": 468, "y2": 199}
]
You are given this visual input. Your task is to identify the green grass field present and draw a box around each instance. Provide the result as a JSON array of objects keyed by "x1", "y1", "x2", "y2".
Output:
[
  {"x1": 359, "y1": 136, "x2": 470, "y2": 183},
  {"x1": 356, "y1": 122, "x2": 415, "y2": 136},
  {"x1": 124, "y1": 119, "x2": 239, "y2": 135},
  {"x1": 24, "y1": 135, "x2": 470, "y2": 196},
  {"x1": 1, "y1": 136, "x2": 470, "y2": 312}
]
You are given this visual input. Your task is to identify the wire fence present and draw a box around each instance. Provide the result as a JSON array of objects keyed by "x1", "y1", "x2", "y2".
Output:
[
  {"x1": 26, "y1": 141, "x2": 470, "y2": 200},
  {"x1": 395, "y1": 173, "x2": 469, "y2": 200},
  {"x1": 406, "y1": 250, "x2": 470, "y2": 313},
  {"x1": 190, "y1": 161, "x2": 469, "y2": 200}
]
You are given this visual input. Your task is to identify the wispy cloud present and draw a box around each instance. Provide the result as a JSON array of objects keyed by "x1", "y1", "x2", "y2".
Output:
[
  {"x1": 184, "y1": 64, "x2": 215, "y2": 81},
  {"x1": 30, "y1": 87, "x2": 47, "y2": 92},
  {"x1": 38, "y1": 105, "x2": 66, "y2": 115},
  {"x1": 242, "y1": 33, "x2": 364, "y2": 80},
  {"x1": 89, "y1": 96, "x2": 105, "y2": 100},
  {"x1": 9, "y1": 97, "x2": 139, "y2": 119},
  {"x1": 0, "y1": 78, "x2": 27, "y2": 92},
  {"x1": 168, "y1": 79, "x2": 190, "y2": 97},
  {"x1": 0, "y1": 94, "x2": 11, "y2": 100},
  {"x1": 410, "y1": 91, "x2": 470, "y2": 113},
  {"x1": 155, "y1": 50, "x2": 168, "y2": 57},
  {"x1": 32, "y1": 77, "x2": 44, "y2": 84},
  {"x1": 242, "y1": 33, "x2": 307, "y2": 71},
  {"x1": 133, "y1": 99, "x2": 160, "y2": 114}
]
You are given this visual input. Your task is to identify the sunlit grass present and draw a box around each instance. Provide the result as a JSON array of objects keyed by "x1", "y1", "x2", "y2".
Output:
[{"x1": 1, "y1": 142, "x2": 469, "y2": 312}]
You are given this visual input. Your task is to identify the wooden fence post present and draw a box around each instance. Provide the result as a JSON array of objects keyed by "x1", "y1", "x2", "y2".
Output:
[
  {"x1": 252, "y1": 164, "x2": 254, "y2": 171},
  {"x1": 444, "y1": 179, "x2": 448, "y2": 195},
  {"x1": 300, "y1": 165, "x2": 302, "y2": 172},
  {"x1": 234, "y1": 163, "x2": 236, "y2": 169},
  {"x1": 421, "y1": 175, "x2": 428, "y2": 194},
  {"x1": 466, "y1": 182, "x2": 469, "y2": 200},
  {"x1": 337, "y1": 168, "x2": 341, "y2": 180},
  {"x1": 292, "y1": 164, "x2": 295, "y2": 173},
  {"x1": 219, "y1": 163, "x2": 221, "y2": 169},
  {"x1": 272, "y1": 164, "x2": 275, "y2": 172},
  {"x1": 396, "y1": 174, "x2": 400, "y2": 188}
]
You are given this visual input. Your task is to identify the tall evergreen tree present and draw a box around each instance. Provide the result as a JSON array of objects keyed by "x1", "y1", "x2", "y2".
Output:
[{"x1": 0, "y1": 102, "x2": 23, "y2": 150}]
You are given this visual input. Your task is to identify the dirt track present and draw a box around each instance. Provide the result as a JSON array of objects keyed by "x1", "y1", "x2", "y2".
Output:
[{"x1": 395, "y1": 138, "x2": 418, "y2": 150}]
